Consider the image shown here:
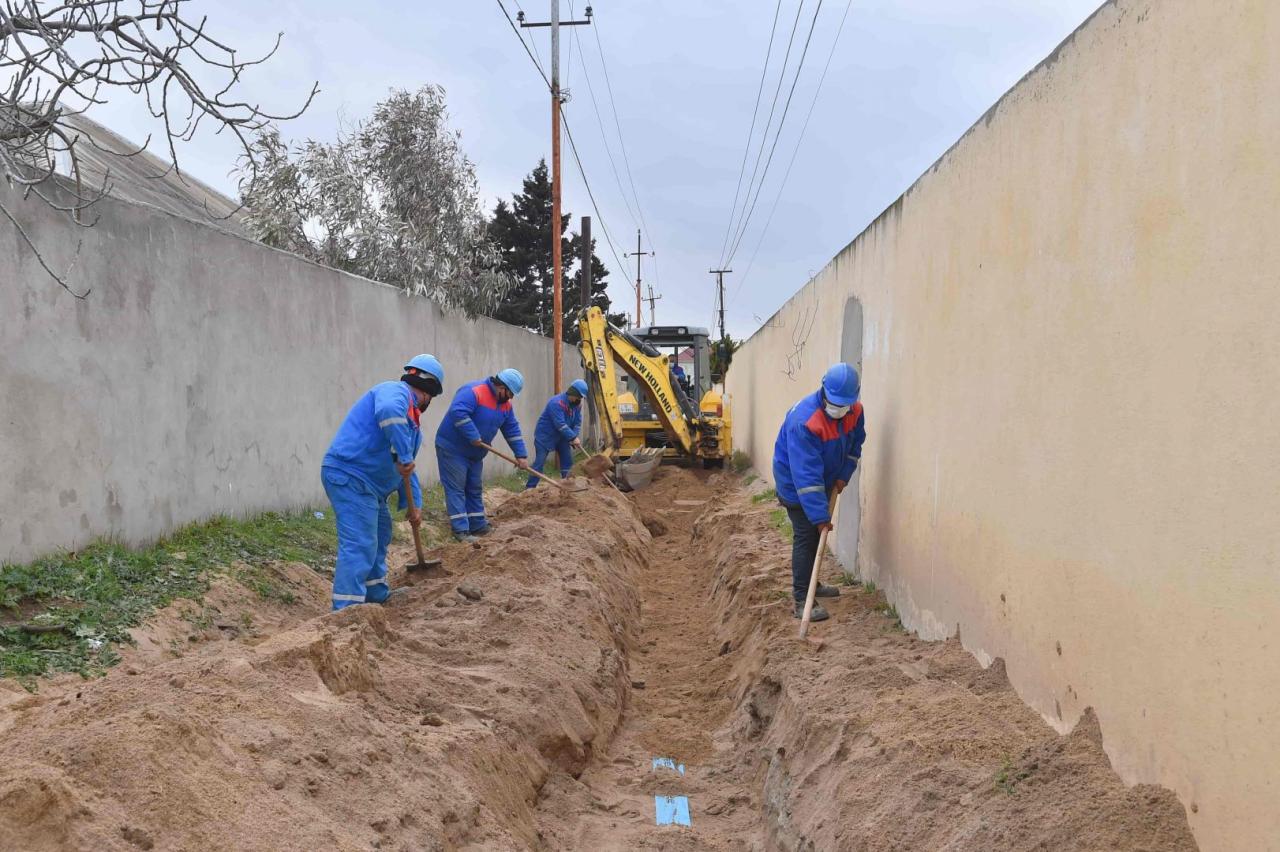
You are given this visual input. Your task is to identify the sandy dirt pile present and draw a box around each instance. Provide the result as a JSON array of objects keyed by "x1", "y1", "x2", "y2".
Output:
[
  {"x1": 0, "y1": 481, "x2": 648, "y2": 852},
  {"x1": 693, "y1": 481, "x2": 1199, "y2": 851}
]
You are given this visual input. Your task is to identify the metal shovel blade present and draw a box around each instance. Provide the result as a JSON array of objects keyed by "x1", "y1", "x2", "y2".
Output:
[{"x1": 406, "y1": 557, "x2": 448, "y2": 578}]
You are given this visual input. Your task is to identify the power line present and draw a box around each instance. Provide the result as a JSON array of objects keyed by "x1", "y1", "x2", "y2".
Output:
[
  {"x1": 570, "y1": 20, "x2": 640, "y2": 228},
  {"x1": 720, "y1": 0, "x2": 809, "y2": 269},
  {"x1": 510, "y1": 0, "x2": 547, "y2": 77},
  {"x1": 591, "y1": 15, "x2": 655, "y2": 260},
  {"x1": 717, "y1": 0, "x2": 783, "y2": 267},
  {"x1": 724, "y1": 0, "x2": 825, "y2": 267},
  {"x1": 734, "y1": 0, "x2": 853, "y2": 302}
]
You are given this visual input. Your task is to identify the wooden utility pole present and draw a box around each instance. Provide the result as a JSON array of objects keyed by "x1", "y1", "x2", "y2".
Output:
[
  {"x1": 520, "y1": 3, "x2": 593, "y2": 388},
  {"x1": 624, "y1": 229, "x2": 654, "y2": 327},
  {"x1": 645, "y1": 285, "x2": 662, "y2": 325},
  {"x1": 709, "y1": 268, "x2": 732, "y2": 340}
]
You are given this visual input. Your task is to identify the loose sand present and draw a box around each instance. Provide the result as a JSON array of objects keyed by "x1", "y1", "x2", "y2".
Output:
[{"x1": 0, "y1": 469, "x2": 1196, "y2": 851}]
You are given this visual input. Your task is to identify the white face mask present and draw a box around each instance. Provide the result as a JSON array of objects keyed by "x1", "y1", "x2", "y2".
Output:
[{"x1": 824, "y1": 402, "x2": 850, "y2": 420}]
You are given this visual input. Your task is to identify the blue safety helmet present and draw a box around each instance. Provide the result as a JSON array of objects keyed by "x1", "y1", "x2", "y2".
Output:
[
  {"x1": 821, "y1": 363, "x2": 860, "y2": 406},
  {"x1": 403, "y1": 354, "x2": 444, "y2": 384},
  {"x1": 568, "y1": 379, "x2": 589, "y2": 398},
  {"x1": 495, "y1": 368, "x2": 525, "y2": 396}
]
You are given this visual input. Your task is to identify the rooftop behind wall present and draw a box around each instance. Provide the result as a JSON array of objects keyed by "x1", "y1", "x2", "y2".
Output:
[{"x1": 727, "y1": 1, "x2": 1280, "y2": 849}]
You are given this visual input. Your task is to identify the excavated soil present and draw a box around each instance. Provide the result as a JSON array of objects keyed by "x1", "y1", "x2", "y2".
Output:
[{"x1": 0, "y1": 470, "x2": 1197, "y2": 851}]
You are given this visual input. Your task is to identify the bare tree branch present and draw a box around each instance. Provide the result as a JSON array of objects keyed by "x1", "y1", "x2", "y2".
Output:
[{"x1": 1, "y1": 0, "x2": 316, "y2": 294}]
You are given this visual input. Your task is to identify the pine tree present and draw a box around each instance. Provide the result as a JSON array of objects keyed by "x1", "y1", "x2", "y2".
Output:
[{"x1": 488, "y1": 160, "x2": 624, "y2": 342}]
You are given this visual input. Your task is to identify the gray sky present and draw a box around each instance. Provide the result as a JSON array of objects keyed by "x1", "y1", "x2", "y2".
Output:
[{"x1": 84, "y1": 0, "x2": 1102, "y2": 338}]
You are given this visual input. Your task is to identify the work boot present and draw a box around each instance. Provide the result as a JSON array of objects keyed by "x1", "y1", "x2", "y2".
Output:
[
  {"x1": 793, "y1": 602, "x2": 830, "y2": 622},
  {"x1": 453, "y1": 532, "x2": 479, "y2": 544},
  {"x1": 815, "y1": 583, "x2": 841, "y2": 598},
  {"x1": 471, "y1": 525, "x2": 492, "y2": 537}
]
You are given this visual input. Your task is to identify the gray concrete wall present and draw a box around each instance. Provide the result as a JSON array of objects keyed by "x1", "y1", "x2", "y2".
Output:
[
  {"x1": 727, "y1": 1, "x2": 1280, "y2": 849},
  {"x1": 1, "y1": 182, "x2": 576, "y2": 565}
]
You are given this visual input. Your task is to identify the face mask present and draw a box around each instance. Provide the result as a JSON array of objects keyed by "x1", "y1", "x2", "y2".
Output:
[
  {"x1": 417, "y1": 394, "x2": 432, "y2": 412},
  {"x1": 568, "y1": 396, "x2": 582, "y2": 407},
  {"x1": 824, "y1": 402, "x2": 850, "y2": 420}
]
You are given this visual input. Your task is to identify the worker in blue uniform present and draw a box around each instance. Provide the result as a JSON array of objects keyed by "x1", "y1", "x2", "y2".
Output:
[
  {"x1": 321, "y1": 355, "x2": 445, "y2": 610},
  {"x1": 772, "y1": 363, "x2": 867, "y2": 623},
  {"x1": 435, "y1": 368, "x2": 530, "y2": 541},
  {"x1": 526, "y1": 379, "x2": 587, "y2": 489}
]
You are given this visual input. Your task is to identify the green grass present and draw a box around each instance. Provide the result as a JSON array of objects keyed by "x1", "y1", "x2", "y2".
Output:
[
  {"x1": 0, "y1": 510, "x2": 336, "y2": 689},
  {"x1": 768, "y1": 508, "x2": 793, "y2": 542},
  {"x1": 995, "y1": 757, "x2": 1033, "y2": 795},
  {"x1": 729, "y1": 450, "x2": 752, "y2": 473},
  {"x1": 751, "y1": 487, "x2": 778, "y2": 504},
  {"x1": 836, "y1": 572, "x2": 862, "y2": 587},
  {"x1": 742, "y1": 473, "x2": 758, "y2": 487}
]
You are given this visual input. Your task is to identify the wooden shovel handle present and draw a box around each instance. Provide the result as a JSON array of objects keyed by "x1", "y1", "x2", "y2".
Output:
[
  {"x1": 402, "y1": 470, "x2": 427, "y2": 564},
  {"x1": 478, "y1": 442, "x2": 570, "y2": 491},
  {"x1": 798, "y1": 491, "x2": 840, "y2": 639}
]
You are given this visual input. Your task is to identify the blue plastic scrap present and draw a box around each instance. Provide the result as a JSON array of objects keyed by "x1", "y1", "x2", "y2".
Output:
[{"x1": 654, "y1": 796, "x2": 692, "y2": 827}]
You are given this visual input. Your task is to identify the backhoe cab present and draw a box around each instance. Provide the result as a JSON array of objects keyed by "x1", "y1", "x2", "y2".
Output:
[{"x1": 578, "y1": 307, "x2": 732, "y2": 468}]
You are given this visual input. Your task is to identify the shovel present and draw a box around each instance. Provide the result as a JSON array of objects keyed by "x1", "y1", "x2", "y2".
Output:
[
  {"x1": 480, "y1": 442, "x2": 589, "y2": 492},
  {"x1": 401, "y1": 470, "x2": 446, "y2": 577},
  {"x1": 798, "y1": 492, "x2": 840, "y2": 641}
]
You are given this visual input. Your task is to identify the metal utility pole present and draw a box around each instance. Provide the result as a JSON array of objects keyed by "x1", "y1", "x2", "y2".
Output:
[
  {"x1": 624, "y1": 229, "x2": 654, "y2": 327},
  {"x1": 520, "y1": 3, "x2": 593, "y2": 388},
  {"x1": 645, "y1": 285, "x2": 662, "y2": 325},
  {"x1": 709, "y1": 268, "x2": 732, "y2": 340}
]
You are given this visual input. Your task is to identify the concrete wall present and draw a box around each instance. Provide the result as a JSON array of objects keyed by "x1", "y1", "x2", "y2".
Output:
[
  {"x1": 727, "y1": 1, "x2": 1280, "y2": 849},
  {"x1": 1, "y1": 182, "x2": 576, "y2": 566}
]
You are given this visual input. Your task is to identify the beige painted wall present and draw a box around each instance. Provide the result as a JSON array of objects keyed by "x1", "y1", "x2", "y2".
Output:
[{"x1": 727, "y1": 1, "x2": 1280, "y2": 849}]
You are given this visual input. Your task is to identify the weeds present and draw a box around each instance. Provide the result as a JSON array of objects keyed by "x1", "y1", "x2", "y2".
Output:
[
  {"x1": 768, "y1": 508, "x2": 793, "y2": 542},
  {"x1": 742, "y1": 473, "x2": 758, "y2": 487},
  {"x1": 729, "y1": 450, "x2": 752, "y2": 473},
  {"x1": 836, "y1": 572, "x2": 861, "y2": 588},
  {"x1": 995, "y1": 757, "x2": 1033, "y2": 795},
  {"x1": 864, "y1": 580, "x2": 878, "y2": 593},
  {"x1": 752, "y1": 488, "x2": 778, "y2": 505},
  {"x1": 0, "y1": 509, "x2": 336, "y2": 688}
]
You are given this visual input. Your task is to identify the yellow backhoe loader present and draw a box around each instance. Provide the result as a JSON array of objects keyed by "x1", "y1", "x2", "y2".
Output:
[{"x1": 577, "y1": 307, "x2": 732, "y2": 479}]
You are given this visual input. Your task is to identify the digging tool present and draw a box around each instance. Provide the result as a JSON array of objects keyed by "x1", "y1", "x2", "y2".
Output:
[
  {"x1": 479, "y1": 442, "x2": 589, "y2": 492},
  {"x1": 799, "y1": 492, "x2": 840, "y2": 640},
  {"x1": 401, "y1": 471, "x2": 446, "y2": 577}
]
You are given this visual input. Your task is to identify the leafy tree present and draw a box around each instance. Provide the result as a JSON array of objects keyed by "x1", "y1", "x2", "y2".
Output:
[
  {"x1": 487, "y1": 160, "x2": 625, "y2": 341},
  {"x1": 711, "y1": 335, "x2": 740, "y2": 379},
  {"x1": 235, "y1": 87, "x2": 508, "y2": 317}
]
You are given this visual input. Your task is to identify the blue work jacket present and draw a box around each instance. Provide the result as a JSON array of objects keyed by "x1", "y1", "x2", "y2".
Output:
[
  {"x1": 435, "y1": 378, "x2": 529, "y2": 461},
  {"x1": 534, "y1": 392, "x2": 583, "y2": 447},
  {"x1": 772, "y1": 391, "x2": 866, "y2": 525},
  {"x1": 322, "y1": 381, "x2": 423, "y2": 501}
]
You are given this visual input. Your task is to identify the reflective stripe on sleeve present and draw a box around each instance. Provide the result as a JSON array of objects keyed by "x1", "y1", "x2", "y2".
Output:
[
  {"x1": 378, "y1": 417, "x2": 408, "y2": 427},
  {"x1": 797, "y1": 485, "x2": 825, "y2": 495}
]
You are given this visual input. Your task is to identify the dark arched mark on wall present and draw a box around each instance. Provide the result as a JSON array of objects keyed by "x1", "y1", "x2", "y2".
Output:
[{"x1": 834, "y1": 295, "x2": 864, "y2": 573}]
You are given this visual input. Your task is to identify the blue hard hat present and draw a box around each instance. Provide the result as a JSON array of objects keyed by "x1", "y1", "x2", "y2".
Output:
[
  {"x1": 403, "y1": 354, "x2": 444, "y2": 384},
  {"x1": 568, "y1": 379, "x2": 589, "y2": 397},
  {"x1": 496, "y1": 368, "x2": 525, "y2": 396},
  {"x1": 821, "y1": 363, "x2": 860, "y2": 406}
]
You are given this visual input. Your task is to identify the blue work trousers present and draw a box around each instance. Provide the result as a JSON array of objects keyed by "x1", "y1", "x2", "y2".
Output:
[
  {"x1": 784, "y1": 500, "x2": 824, "y2": 603},
  {"x1": 321, "y1": 466, "x2": 392, "y2": 610},
  {"x1": 525, "y1": 438, "x2": 573, "y2": 489},
  {"x1": 437, "y1": 446, "x2": 487, "y2": 534}
]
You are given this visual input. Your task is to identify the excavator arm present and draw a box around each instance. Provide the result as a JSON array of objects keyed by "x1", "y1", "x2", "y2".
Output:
[{"x1": 578, "y1": 307, "x2": 700, "y2": 456}]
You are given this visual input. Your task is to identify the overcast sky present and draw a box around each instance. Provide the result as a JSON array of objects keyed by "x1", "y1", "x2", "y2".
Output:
[{"x1": 83, "y1": 0, "x2": 1103, "y2": 338}]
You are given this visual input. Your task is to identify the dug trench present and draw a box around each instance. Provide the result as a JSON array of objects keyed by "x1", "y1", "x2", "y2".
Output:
[{"x1": 0, "y1": 469, "x2": 1197, "y2": 850}]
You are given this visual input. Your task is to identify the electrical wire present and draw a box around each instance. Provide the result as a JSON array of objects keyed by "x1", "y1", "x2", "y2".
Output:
[
  {"x1": 733, "y1": 0, "x2": 853, "y2": 302},
  {"x1": 724, "y1": 0, "x2": 825, "y2": 267},
  {"x1": 720, "y1": 0, "x2": 809, "y2": 269},
  {"x1": 494, "y1": 0, "x2": 630, "y2": 290},
  {"x1": 717, "y1": 0, "x2": 783, "y2": 267}
]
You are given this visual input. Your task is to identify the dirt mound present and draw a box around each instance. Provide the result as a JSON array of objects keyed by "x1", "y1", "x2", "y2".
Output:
[
  {"x1": 692, "y1": 484, "x2": 1197, "y2": 851},
  {"x1": 0, "y1": 481, "x2": 648, "y2": 851}
]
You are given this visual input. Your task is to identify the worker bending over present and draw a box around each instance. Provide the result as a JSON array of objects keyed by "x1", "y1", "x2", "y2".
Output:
[
  {"x1": 435, "y1": 368, "x2": 530, "y2": 542},
  {"x1": 321, "y1": 355, "x2": 445, "y2": 610},
  {"x1": 526, "y1": 379, "x2": 587, "y2": 489},
  {"x1": 772, "y1": 363, "x2": 866, "y2": 623}
]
